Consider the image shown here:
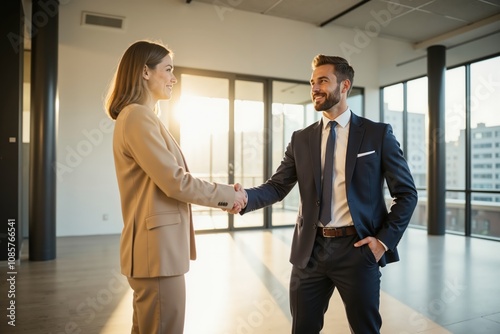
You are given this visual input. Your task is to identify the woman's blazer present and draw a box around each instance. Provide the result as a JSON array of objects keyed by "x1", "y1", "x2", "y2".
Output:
[{"x1": 113, "y1": 104, "x2": 235, "y2": 277}]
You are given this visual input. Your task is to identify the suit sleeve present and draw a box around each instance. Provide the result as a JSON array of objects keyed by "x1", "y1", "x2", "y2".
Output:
[
  {"x1": 121, "y1": 106, "x2": 235, "y2": 209},
  {"x1": 242, "y1": 133, "x2": 298, "y2": 213},
  {"x1": 376, "y1": 124, "x2": 418, "y2": 250}
]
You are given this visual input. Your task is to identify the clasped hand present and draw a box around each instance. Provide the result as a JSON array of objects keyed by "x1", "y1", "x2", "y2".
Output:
[{"x1": 225, "y1": 183, "x2": 247, "y2": 214}]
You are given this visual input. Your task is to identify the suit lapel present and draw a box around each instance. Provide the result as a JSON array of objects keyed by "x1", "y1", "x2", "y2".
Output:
[
  {"x1": 345, "y1": 113, "x2": 365, "y2": 192},
  {"x1": 310, "y1": 119, "x2": 323, "y2": 200}
]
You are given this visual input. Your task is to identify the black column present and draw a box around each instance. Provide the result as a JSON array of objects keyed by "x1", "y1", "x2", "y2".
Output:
[
  {"x1": 0, "y1": 0, "x2": 24, "y2": 261},
  {"x1": 29, "y1": 0, "x2": 59, "y2": 260},
  {"x1": 427, "y1": 45, "x2": 446, "y2": 235}
]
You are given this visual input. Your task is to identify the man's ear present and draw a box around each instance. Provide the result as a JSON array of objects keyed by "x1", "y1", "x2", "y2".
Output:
[
  {"x1": 342, "y1": 80, "x2": 351, "y2": 94},
  {"x1": 142, "y1": 65, "x2": 150, "y2": 80}
]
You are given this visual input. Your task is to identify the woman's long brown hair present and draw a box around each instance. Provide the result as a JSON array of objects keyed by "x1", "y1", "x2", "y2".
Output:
[{"x1": 105, "y1": 40, "x2": 171, "y2": 120}]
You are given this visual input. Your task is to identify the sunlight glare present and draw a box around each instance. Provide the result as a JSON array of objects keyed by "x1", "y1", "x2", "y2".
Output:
[
  {"x1": 178, "y1": 95, "x2": 228, "y2": 136},
  {"x1": 100, "y1": 289, "x2": 133, "y2": 333}
]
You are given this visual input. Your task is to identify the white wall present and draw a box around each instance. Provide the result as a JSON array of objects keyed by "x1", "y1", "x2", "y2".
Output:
[{"x1": 55, "y1": 0, "x2": 498, "y2": 236}]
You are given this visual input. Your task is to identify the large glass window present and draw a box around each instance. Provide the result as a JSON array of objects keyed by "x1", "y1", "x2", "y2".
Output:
[
  {"x1": 381, "y1": 54, "x2": 500, "y2": 239},
  {"x1": 271, "y1": 81, "x2": 313, "y2": 226},
  {"x1": 407, "y1": 78, "x2": 428, "y2": 229},
  {"x1": 233, "y1": 80, "x2": 265, "y2": 228},
  {"x1": 445, "y1": 67, "x2": 466, "y2": 191},
  {"x1": 382, "y1": 83, "x2": 404, "y2": 145},
  {"x1": 407, "y1": 77, "x2": 428, "y2": 189},
  {"x1": 177, "y1": 74, "x2": 230, "y2": 231},
  {"x1": 445, "y1": 66, "x2": 467, "y2": 234},
  {"x1": 176, "y1": 74, "x2": 266, "y2": 231},
  {"x1": 445, "y1": 191, "x2": 466, "y2": 233},
  {"x1": 470, "y1": 57, "x2": 500, "y2": 238},
  {"x1": 382, "y1": 82, "x2": 427, "y2": 229}
]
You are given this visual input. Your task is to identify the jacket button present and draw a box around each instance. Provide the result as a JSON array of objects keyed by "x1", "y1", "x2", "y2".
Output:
[{"x1": 316, "y1": 200, "x2": 320, "y2": 207}]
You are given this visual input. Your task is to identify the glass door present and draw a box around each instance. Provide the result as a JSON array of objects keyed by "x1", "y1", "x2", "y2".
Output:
[
  {"x1": 233, "y1": 80, "x2": 265, "y2": 228},
  {"x1": 177, "y1": 74, "x2": 230, "y2": 231},
  {"x1": 271, "y1": 81, "x2": 314, "y2": 226},
  {"x1": 175, "y1": 72, "x2": 265, "y2": 231}
]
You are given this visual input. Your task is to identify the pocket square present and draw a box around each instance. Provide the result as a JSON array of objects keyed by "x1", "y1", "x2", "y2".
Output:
[{"x1": 357, "y1": 150, "x2": 375, "y2": 158}]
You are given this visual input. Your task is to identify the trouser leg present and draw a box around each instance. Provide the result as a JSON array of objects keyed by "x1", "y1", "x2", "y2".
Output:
[
  {"x1": 289, "y1": 236, "x2": 336, "y2": 334},
  {"x1": 290, "y1": 234, "x2": 382, "y2": 334},
  {"x1": 128, "y1": 275, "x2": 186, "y2": 334},
  {"x1": 327, "y1": 235, "x2": 382, "y2": 334}
]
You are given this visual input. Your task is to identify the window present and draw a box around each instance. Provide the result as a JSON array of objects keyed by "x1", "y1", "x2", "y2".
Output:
[
  {"x1": 470, "y1": 57, "x2": 500, "y2": 238},
  {"x1": 407, "y1": 77, "x2": 428, "y2": 189},
  {"x1": 382, "y1": 80, "x2": 428, "y2": 228},
  {"x1": 382, "y1": 83, "x2": 404, "y2": 146},
  {"x1": 271, "y1": 81, "x2": 312, "y2": 226},
  {"x1": 381, "y1": 54, "x2": 500, "y2": 239},
  {"x1": 473, "y1": 143, "x2": 492, "y2": 149}
]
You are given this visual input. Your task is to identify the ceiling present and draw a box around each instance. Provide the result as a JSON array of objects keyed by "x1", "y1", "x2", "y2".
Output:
[{"x1": 188, "y1": 0, "x2": 500, "y2": 50}]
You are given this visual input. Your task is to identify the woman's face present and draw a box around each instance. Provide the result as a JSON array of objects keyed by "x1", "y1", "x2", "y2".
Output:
[{"x1": 144, "y1": 55, "x2": 177, "y2": 101}]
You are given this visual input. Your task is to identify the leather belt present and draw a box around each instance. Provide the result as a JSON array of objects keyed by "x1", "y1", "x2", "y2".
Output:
[{"x1": 317, "y1": 225, "x2": 357, "y2": 238}]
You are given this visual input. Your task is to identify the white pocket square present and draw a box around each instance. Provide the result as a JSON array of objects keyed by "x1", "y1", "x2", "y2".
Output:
[{"x1": 357, "y1": 150, "x2": 375, "y2": 158}]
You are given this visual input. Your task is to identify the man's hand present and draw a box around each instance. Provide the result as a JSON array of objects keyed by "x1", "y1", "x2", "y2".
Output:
[
  {"x1": 225, "y1": 183, "x2": 247, "y2": 214},
  {"x1": 354, "y1": 237, "x2": 386, "y2": 262}
]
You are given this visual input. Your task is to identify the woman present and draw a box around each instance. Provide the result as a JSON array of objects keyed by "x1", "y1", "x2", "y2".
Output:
[{"x1": 105, "y1": 40, "x2": 246, "y2": 333}]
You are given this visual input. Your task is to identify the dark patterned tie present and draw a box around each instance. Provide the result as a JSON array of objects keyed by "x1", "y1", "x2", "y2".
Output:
[{"x1": 319, "y1": 121, "x2": 337, "y2": 226}]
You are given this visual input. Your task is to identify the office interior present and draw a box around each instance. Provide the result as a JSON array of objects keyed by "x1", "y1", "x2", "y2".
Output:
[{"x1": 1, "y1": 0, "x2": 500, "y2": 333}]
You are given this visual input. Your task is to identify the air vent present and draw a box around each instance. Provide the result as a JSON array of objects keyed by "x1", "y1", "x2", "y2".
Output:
[{"x1": 82, "y1": 12, "x2": 125, "y2": 30}]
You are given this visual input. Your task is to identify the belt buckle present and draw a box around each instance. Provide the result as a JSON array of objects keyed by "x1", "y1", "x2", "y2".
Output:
[{"x1": 322, "y1": 227, "x2": 337, "y2": 238}]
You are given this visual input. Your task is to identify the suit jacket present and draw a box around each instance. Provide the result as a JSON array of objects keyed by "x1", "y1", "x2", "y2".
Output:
[
  {"x1": 242, "y1": 112, "x2": 417, "y2": 269},
  {"x1": 113, "y1": 104, "x2": 235, "y2": 278}
]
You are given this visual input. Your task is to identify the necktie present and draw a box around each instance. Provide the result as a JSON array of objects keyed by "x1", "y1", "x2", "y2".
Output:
[{"x1": 319, "y1": 121, "x2": 337, "y2": 225}]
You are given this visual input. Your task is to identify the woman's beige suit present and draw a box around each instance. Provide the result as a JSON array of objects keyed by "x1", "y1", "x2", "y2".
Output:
[{"x1": 113, "y1": 104, "x2": 235, "y2": 278}]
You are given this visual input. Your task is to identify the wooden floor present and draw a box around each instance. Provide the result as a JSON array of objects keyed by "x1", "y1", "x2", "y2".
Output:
[{"x1": 1, "y1": 227, "x2": 500, "y2": 333}]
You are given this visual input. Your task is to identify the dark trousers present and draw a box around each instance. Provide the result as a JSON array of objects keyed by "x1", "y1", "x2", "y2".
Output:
[{"x1": 289, "y1": 234, "x2": 382, "y2": 334}]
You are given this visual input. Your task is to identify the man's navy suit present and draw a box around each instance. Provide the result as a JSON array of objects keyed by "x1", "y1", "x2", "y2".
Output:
[{"x1": 242, "y1": 112, "x2": 417, "y2": 333}]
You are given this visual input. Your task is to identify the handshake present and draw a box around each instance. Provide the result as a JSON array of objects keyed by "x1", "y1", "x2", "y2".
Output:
[{"x1": 226, "y1": 183, "x2": 247, "y2": 214}]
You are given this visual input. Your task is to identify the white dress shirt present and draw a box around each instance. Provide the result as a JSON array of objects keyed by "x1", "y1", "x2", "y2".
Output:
[{"x1": 320, "y1": 108, "x2": 354, "y2": 227}]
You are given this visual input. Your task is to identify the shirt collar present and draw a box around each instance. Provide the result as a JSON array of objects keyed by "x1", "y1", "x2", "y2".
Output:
[{"x1": 322, "y1": 108, "x2": 351, "y2": 130}]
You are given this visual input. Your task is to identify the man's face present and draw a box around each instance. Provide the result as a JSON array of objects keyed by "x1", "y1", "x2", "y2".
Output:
[{"x1": 310, "y1": 64, "x2": 342, "y2": 112}]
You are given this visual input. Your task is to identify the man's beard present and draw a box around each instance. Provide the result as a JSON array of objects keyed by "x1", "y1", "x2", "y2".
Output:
[{"x1": 313, "y1": 85, "x2": 341, "y2": 111}]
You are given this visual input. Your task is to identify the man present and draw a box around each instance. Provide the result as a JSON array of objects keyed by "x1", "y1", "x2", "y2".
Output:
[{"x1": 233, "y1": 55, "x2": 417, "y2": 333}]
